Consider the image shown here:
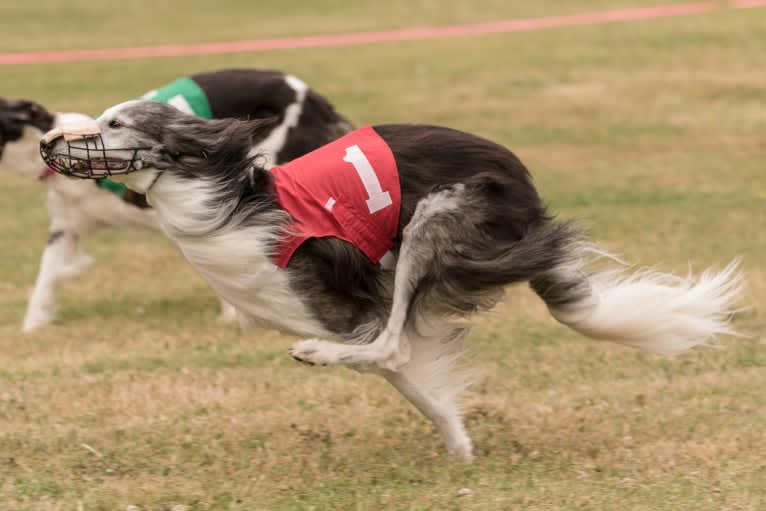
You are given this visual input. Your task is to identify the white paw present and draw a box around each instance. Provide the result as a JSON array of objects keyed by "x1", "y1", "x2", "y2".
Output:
[
  {"x1": 288, "y1": 338, "x2": 344, "y2": 366},
  {"x1": 447, "y1": 438, "x2": 474, "y2": 462},
  {"x1": 217, "y1": 302, "x2": 239, "y2": 323},
  {"x1": 288, "y1": 333, "x2": 411, "y2": 371},
  {"x1": 22, "y1": 311, "x2": 54, "y2": 333}
]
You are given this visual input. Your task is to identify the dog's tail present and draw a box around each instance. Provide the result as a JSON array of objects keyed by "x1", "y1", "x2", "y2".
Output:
[{"x1": 514, "y1": 221, "x2": 744, "y2": 354}]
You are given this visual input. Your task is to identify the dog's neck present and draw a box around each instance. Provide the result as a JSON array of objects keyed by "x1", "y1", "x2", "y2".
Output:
[{"x1": 148, "y1": 174, "x2": 238, "y2": 237}]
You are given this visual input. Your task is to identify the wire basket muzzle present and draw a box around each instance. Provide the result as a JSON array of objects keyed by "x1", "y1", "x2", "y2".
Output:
[{"x1": 40, "y1": 134, "x2": 150, "y2": 179}]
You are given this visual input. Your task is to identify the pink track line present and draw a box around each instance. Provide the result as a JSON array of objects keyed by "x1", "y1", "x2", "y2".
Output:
[
  {"x1": 0, "y1": 2, "x2": 745, "y2": 66},
  {"x1": 731, "y1": 0, "x2": 766, "y2": 7}
]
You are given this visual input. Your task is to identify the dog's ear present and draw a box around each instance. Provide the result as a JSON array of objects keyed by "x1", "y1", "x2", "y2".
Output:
[
  {"x1": 150, "y1": 115, "x2": 282, "y2": 173},
  {"x1": 9, "y1": 100, "x2": 36, "y2": 116},
  {"x1": 147, "y1": 145, "x2": 176, "y2": 170},
  {"x1": 3, "y1": 99, "x2": 54, "y2": 133},
  {"x1": 0, "y1": 104, "x2": 28, "y2": 140},
  {"x1": 153, "y1": 121, "x2": 216, "y2": 167}
]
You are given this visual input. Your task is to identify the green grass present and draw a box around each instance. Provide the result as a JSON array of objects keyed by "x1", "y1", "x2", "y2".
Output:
[{"x1": 1, "y1": 2, "x2": 765, "y2": 510}]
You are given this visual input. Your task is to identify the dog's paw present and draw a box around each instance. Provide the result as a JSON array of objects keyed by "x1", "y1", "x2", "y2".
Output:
[
  {"x1": 22, "y1": 306, "x2": 55, "y2": 333},
  {"x1": 22, "y1": 314, "x2": 53, "y2": 333},
  {"x1": 217, "y1": 301, "x2": 239, "y2": 324},
  {"x1": 288, "y1": 338, "x2": 342, "y2": 366},
  {"x1": 288, "y1": 334, "x2": 410, "y2": 370}
]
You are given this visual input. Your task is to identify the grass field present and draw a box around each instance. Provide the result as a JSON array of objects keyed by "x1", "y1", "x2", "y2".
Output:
[{"x1": 1, "y1": 2, "x2": 765, "y2": 510}]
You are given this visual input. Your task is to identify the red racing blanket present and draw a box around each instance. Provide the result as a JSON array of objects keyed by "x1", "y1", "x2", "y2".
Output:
[{"x1": 271, "y1": 126, "x2": 401, "y2": 268}]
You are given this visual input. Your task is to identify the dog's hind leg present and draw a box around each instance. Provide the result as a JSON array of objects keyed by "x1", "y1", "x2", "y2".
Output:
[
  {"x1": 383, "y1": 326, "x2": 474, "y2": 459},
  {"x1": 289, "y1": 184, "x2": 465, "y2": 370},
  {"x1": 385, "y1": 370, "x2": 472, "y2": 459}
]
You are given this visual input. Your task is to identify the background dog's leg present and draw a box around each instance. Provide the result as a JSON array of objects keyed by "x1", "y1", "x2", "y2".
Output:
[
  {"x1": 23, "y1": 230, "x2": 93, "y2": 332},
  {"x1": 289, "y1": 185, "x2": 465, "y2": 370}
]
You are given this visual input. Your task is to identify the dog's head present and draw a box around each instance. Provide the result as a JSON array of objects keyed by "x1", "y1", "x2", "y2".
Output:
[
  {"x1": 41, "y1": 100, "x2": 278, "y2": 193},
  {"x1": 0, "y1": 98, "x2": 55, "y2": 176}
]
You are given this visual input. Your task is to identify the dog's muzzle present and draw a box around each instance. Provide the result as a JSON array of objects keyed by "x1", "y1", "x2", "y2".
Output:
[{"x1": 39, "y1": 122, "x2": 151, "y2": 179}]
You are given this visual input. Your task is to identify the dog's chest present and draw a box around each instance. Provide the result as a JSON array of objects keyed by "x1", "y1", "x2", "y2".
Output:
[{"x1": 176, "y1": 231, "x2": 330, "y2": 338}]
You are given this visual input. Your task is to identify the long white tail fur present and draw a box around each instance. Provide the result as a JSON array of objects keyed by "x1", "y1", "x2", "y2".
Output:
[{"x1": 538, "y1": 249, "x2": 744, "y2": 355}]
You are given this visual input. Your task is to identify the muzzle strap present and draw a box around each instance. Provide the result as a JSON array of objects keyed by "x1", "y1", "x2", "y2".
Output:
[{"x1": 145, "y1": 170, "x2": 164, "y2": 195}]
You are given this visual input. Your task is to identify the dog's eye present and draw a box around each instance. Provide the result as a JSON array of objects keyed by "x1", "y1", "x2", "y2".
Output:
[{"x1": 108, "y1": 119, "x2": 122, "y2": 129}]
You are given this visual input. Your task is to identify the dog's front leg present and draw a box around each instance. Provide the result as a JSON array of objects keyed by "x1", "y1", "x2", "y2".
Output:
[
  {"x1": 289, "y1": 249, "x2": 417, "y2": 369},
  {"x1": 23, "y1": 229, "x2": 93, "y2": 332},
  {"x1": 384, "y1": 368, "x2": 473, "y2": 460},
  {"x1": 294, "y1": 328, "x2": 475, "y2": 460},
  {"x1": 289, "y1": 328, "x2": 409, "y2": 371},
  {"x1": 289, "y1": 186, "x2": 464, "y2": 371},
  {"x1": 289, "y1": 211, "x2": 426, "y2": 370}
]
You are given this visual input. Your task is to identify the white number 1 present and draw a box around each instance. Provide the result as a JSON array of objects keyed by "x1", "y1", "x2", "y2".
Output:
[{"x1": 343, "y1": 145, "x2": 393, "y2": 214}]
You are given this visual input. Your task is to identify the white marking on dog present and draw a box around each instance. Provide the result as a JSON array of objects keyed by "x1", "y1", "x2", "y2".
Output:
[
  {"x1": 545, "y1": 255, "x2": 744, "y2": 355},
  {"x1": 167, "y1": 95, "x2": 194, "y2": 115},
  {"x1": 250, "y1": 75, "x2": 308, "y2": 168}
]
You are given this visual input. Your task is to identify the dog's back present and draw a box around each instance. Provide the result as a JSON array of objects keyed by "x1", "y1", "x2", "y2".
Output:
[
  {"x1": 191, "y1": 69, "x2": 353, "y2": 164},
  {"x1": 283, "y1": 123, "x2": 740, "y2": 356}
]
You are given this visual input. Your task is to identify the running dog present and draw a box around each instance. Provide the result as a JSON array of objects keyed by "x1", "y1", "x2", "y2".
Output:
[
  {"x1": 40, "y1": 100, "x2": 742, "y2": 459},
  {"x1": 0, "y1": 69, "x2": 352, "y2": 331}
]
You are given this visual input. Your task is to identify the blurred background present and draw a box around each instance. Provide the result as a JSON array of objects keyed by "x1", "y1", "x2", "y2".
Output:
[{"x1": 1, "y1": 1, "x2": 764, "y2": 509}]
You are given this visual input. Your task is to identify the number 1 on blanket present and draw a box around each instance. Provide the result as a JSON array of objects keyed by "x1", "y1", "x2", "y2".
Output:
[{"x1": 343, "y1": 145, "x2": 392, "y2": 214}]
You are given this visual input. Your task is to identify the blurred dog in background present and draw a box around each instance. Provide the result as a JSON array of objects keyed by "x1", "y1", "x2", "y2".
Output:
[{"x1": 0, "y1": 69, "x2": 352, "y2": 331}]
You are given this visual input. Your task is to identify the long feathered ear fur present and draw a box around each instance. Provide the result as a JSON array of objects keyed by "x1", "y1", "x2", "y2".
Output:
[{"x1": 154, "y1": 116, "x2": 280, "y2": 176}]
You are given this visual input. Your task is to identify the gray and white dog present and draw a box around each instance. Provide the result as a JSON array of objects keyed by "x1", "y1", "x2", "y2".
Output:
[
  {"x1": 0, "y1": 69, "x2": 352, "y2": 331},
  {"x1": 41, "y1": 100, "x2": 742, "y2": 459}
]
